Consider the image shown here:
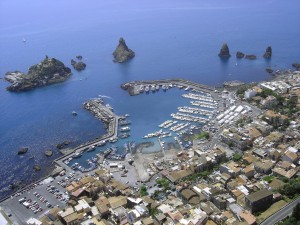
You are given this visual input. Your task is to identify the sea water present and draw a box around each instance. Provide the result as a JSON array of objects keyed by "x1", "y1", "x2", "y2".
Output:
[{"x1": 0, "y1": 0, "x2": 300, "y2": 199}]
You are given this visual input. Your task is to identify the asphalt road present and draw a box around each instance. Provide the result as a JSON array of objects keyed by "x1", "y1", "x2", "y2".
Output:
[{"x1": 260, "y1": 197, "x2": 300, "y2": 225}]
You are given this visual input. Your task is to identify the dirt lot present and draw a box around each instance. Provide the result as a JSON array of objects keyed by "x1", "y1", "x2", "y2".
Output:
[{"x1": 134, "y1": 148, "x2": 179, "y2": 182}]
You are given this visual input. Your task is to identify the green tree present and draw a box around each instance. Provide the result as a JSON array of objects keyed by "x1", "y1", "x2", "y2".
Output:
[
  {"x1": 233, "y1": 153, "x2": 243, "y2": 162},
  {"x1": 292, "y1": 202, "x2": 300, "y2": 221},
  {"x1": 140, "y1": 185, "x2": 148, "y2": 197},
  {"x1": 156, "y1": 178, "x2": 170, "y2": 191}
]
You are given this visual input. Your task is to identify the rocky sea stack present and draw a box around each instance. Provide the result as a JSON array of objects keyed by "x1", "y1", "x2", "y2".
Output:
[
  {"x1": 263, "y1": 46, "x2": 272, "y2": 59},
  {"x1": 113, "y1": 38, "x2": 135, "y2": 63},
  {"x1": 236, "y1": 51, "x2": 245, "y2": 59},
  {"x1": 218, "y1": 43, "x2": 231, "y2": 58},
  {"x1": 4, "y1": 56, "x2": 71, "y2": 92},
  {"x1": 71, "y1": 55, "x2": 86, "y2": 71}
]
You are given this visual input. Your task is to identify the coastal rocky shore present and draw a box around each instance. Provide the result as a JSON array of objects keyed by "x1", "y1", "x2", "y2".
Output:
[
  {"x1": 4, "y1": 56, "x2": 71, "y2": 92},
  {"x1": 113, "y1": 38, "x2": 135, "y2": 63},
  {"x1": 292, "y1": 63, "x2": 300, "y2": 70}
]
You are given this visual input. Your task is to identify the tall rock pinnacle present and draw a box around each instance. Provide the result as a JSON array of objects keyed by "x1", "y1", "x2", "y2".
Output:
[
  {"x1": 218, "y1": 43, "x2": 231, "y2": 58},
  {"x1": 113, "y1": 38, "x2": 135, "y2": 63}
]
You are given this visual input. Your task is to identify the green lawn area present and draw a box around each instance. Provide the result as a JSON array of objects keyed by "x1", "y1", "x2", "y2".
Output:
[{"x1": 257, "y1": 200, "x2": 288, "y2": 224}]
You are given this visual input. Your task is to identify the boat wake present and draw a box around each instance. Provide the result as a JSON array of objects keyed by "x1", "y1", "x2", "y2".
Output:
[{"x1": 98, "y1": 95, "x2": 112, "y2": 99}]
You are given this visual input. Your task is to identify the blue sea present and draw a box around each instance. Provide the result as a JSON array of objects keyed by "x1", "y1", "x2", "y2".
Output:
[{"x1": 0, "y1": 0, "x2": 300, "y2": 199}]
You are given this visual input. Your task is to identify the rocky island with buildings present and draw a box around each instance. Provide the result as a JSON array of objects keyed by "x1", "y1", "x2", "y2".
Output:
[{"x1": 4, "y1": 56, "x2": 71, "y2": 92}]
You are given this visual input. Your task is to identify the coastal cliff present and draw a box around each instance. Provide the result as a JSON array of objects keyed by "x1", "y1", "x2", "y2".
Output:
[
  {"x1": 4, "y1": 56, "x2": 71, "y2": 92},
  {"x1": 218, "y1": 43, "x2": 231, "y2": 58},
  {"x1": 113, "y1": 38, "x2": 135, "y2": 63}
]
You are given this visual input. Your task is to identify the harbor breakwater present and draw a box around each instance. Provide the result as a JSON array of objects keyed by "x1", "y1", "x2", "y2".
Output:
[{"x1": 121, "y1": 78, "x2": 215, "y2": 96}]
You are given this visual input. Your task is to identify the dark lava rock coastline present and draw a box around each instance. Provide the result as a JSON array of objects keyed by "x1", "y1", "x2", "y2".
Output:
[
  {"x1": 113, "y1": 38, "x2": 135, "y2": 63},
  {"x1": 4, "y1": 56, "x2": 71, "y2": 92},
  {"x1": 218, "y1": 43, "x2": 231, "y2": 58}
]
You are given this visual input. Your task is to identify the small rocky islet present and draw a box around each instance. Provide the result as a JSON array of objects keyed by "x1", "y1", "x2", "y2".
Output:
[
  {"x1": 33, "y1": 165, "x2": 41, "y2": 171},
  {"x1": 4, "y1": 56, "x2": 71, "y2": 92},
  {"x1": 17, "y1": 147, "x2": 28, "y2": 155},
  {"x1": 71, "y1": 55, "x2": 86, "y2": 71},
  {"x1": 236, "y1": 51, "x2": 245, "y2": 59},
  {"x1": 44, "y1": 150, "x2": 53, "y2": 157},
  {"x1": 113, "y1": 37, "x2": 135, "y2": 63},
  {"x1": 218, "y1": 43, "x2": 231, "y2": 58},
  {"x1": 263, "y1": 46, "x2": 272, "y2": 59},
  {"x1": 245, "y1": 54, "x2": 257, "y2": 60}
]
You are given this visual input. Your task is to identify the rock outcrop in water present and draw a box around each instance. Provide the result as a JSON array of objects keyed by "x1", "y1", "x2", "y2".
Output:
[
  {"x1": 113, "y1": 38, "x2": 135, "y2": 63},
  {"x1": 266, "y1": 68, "x2": 274, "y2": 73},
  {"x1": 245, "y1": 54, "x2": 257, "y2": 60},
  {"x1": 33, "y1": 165, "x2": 41, "y2": 171},
  {"x1": 292, "y1": 63, "x2": 300, "y2": 71},
  {"x1": 263, "y1": 46, "x2": 272, "y2": 59},
  {"x1": 56, "y1": 141, "x2": 70, "y2": 149},
  {"x1": 218, "y1": 43, "x2": 231, "y2": 58},
  {"x1": 44, "y1": 150, "x2": 53, "y2": 157},
  {"x1": 236, "y1": 51, "x2": 245, "y2": 58},
  {"x1": 71, "y1": 56, "x2": 86, "y2": 71},
  {"x1": 18, "y1": 147, "x2": 28, "y2": 155},
  {"x1": 4, "y1": 56, "x2": 71, "y2": 92}
]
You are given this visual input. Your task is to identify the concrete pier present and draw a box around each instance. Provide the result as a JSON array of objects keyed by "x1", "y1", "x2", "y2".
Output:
[
  {"x1": 121, "y1": 78, "x2": 215, "y2": 96},
  {"x1": 54, "y1": 98, "x2": 121, "y2": 171}
]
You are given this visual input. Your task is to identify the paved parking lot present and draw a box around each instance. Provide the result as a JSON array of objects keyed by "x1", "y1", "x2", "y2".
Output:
[{"x1": 0, "y1": 171, "x2": 83, "y2": 224}]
